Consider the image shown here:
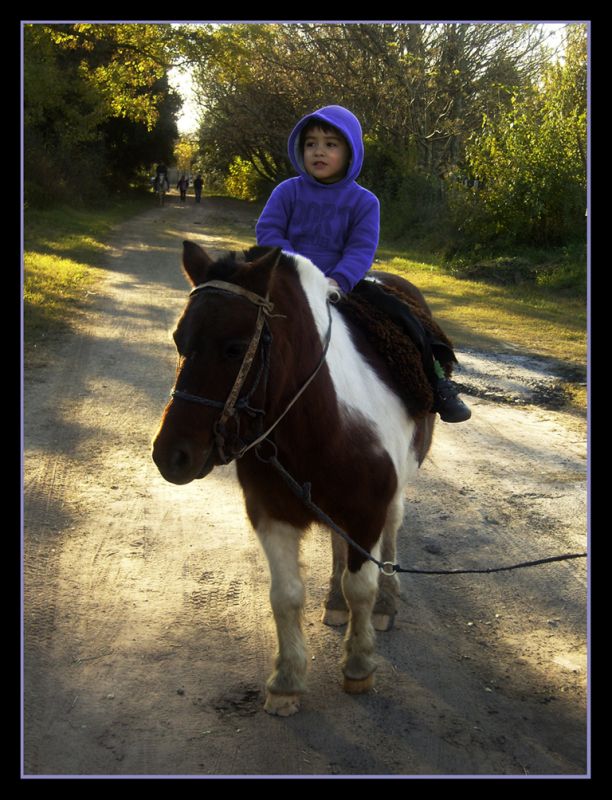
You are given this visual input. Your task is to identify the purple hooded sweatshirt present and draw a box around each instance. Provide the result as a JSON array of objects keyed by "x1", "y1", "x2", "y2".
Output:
[{"x1": 255, "y1": 105, "x2": 379, "y2": 294}]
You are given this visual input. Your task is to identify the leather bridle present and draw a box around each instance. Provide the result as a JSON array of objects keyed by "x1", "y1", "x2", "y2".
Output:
[{"x1": 171, "y1": 278, "x2": 333, "y2": 465}]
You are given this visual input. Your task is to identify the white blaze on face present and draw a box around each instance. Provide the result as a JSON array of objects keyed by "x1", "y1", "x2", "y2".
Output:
[{"x1": 291, "y1": 253, "x2": 419, "y2": 489}]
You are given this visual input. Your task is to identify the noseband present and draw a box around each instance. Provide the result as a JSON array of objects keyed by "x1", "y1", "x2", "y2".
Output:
[{"x1": 171, "y1": 278, "x2": 333, "y2": 465}]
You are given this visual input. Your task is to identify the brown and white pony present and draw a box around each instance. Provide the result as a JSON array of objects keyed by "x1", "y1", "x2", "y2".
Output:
[{"x1": 152, "y1": 242, "x2": 435, "y2": 716}]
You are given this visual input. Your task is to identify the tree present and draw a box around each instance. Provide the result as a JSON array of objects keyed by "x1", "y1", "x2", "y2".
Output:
[
  {"x1": 100, "y1": 76, "x2": 180, "y2": 190},
  {"x1": 449, "y1": 23, "x2": 587, "y2": 247},
  {"x1": 188, "y1": 21, "x2": 551, "y2": 195},
  {"x1": 43, "y1": 23, "x2": 175, "y2": 129},
  {"x1": 23, "y1": 23, "x2": 180, "y2": 204},
  {"x1": 174, "y1": 135, "x2": 200, "y2": 175}
]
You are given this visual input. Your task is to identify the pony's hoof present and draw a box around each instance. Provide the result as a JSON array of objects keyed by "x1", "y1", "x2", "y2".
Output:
[
  {"x1": 321, "y1": 608, "x2": 349, "y2": 627},
  {"x1": 372, "y1": 612, "x2": 396, "y2": 632},
  {"x1": 264, "y1": 692, "x2": 301, "y2": 717},
  {"x1": 343, "y1": 673, "x2": 375, "y2": 694}
]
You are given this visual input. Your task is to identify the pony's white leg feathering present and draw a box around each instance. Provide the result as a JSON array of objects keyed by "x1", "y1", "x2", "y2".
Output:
[
  {"x1": 256, "y1": 517, "x2": 308, "y2": 716},
  {"x1": 341, "y1": 542, "x2": 381, "y2": 693}
]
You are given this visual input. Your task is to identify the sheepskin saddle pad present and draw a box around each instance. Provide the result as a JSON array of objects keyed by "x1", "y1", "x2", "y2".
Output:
[{"x1": 336, "y1": 278, "x2": 456, "y2": 419}]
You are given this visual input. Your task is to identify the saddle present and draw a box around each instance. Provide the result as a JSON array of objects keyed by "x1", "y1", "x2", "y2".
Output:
[{"x1": 336, "y1": 278, "x2": 456, "y2": 419}]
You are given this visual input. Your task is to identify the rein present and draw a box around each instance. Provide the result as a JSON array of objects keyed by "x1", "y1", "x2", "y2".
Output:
[{"x1": 170, "y1": 278, "x2": 587, "y2": 578}]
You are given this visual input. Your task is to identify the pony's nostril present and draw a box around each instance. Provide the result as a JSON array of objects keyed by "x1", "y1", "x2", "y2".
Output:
[{"x1": 170, "y1": 447, "x2": 191, "y2": 472}]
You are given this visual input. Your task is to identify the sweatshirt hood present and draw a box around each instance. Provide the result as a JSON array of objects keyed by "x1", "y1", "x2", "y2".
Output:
[{"x1": 288, "y1": 105, "x2": 364, "y2": 186}]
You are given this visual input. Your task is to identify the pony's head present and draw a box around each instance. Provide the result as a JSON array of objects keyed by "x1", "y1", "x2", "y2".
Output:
[{"x1": 152, "y1": 242, "x2": 281, "y2": 484}]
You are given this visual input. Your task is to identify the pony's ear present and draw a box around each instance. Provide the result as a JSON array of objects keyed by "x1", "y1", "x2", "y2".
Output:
[
  {"x1": 246, "y1": 246, "x2": 282, "y2": 290},
  {"x1": 182, "y1": 240, "x2": 213, "y2": 286}
]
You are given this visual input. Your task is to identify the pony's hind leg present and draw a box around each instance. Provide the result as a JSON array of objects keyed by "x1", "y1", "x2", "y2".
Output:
[
  {"x1": 256, "y1": 518, "x2": 308, "y2": 716},
  {"x1": 373, "y1": 493, "x2": 404, "y2": 632},
  {"x1": 341, "y1": 547, "x2": 380, "y2": 693},
  {"x1": 324, "y1": 493, "x2": 403, "y2": 632},
  {"x1": 322, "y1": 532, "x2": 349, "y2": 627}
]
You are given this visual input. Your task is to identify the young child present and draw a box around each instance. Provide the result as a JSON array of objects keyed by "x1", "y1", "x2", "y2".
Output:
[{"x1": 256, "y1": 104, "x2": 470, "y2": 423}]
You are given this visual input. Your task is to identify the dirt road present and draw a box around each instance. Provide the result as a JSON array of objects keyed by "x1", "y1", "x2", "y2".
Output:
[{"x1": 23, "y1": 195, "x2": 588, "y2": 777}]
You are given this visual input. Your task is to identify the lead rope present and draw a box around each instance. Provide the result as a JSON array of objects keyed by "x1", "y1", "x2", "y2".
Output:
[
  {"x1": 252, "y1": 297, "x2": 587, "y2": 575},
  {"x1": 254, "y1": 440, "x2": 586, "y2": 575},
  {"x1": 178, "y1": 285, "x2": 587, "y2": 576}
]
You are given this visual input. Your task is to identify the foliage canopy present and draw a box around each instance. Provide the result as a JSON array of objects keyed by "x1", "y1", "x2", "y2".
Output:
[
  {"x1": 449, "y1": 24, "x2": 587, "y2": 247},
  {"x1": 184, "y1": 21, "x2": 587, "y2": 255},
  {"x1": 23, "y1": 20, "x2": 588, "y2": 265}
]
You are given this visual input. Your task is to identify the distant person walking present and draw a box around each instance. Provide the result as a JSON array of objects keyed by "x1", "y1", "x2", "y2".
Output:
[
  {"x1": 155, "y1": 162, "x2": 169, "y2": 192},
  {"x1": 193, "y1": 174, "x2": 203, "y2": 204},
  {"x1": 177, "y1": 174, "x2": 189, "y2": 202}
]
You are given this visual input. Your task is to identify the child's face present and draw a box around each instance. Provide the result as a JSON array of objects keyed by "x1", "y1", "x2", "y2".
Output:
[{"x1": 303, "y1": 126, "x2": 350, "y2": 184}]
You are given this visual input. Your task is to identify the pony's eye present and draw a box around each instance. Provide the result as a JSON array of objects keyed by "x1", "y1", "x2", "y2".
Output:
[{"x1": 223, "y1": 340, "x2": 248, "y2": 360}]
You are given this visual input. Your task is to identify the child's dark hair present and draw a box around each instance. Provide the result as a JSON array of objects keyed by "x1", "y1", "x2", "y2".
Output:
[{"x1": 299, "y1": 118, "x2": 348, "y2": 150}]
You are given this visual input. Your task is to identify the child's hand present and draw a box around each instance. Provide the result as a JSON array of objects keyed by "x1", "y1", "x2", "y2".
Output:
[{"x1": 327, "y1": 278, "x2": 342, "y2": 303}]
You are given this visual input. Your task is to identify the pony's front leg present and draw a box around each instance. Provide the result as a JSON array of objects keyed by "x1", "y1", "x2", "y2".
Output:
[
  {"x1": 341, "y1": 548, "x2": 380, "y2": 694},
  {"x1": 256, "y1": 518, "x2": 308, "y2": 716}
]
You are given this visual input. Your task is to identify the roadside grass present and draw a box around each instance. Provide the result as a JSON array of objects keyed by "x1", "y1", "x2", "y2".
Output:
[
  {"x1": 376, "y1": 245, "x2": 587, "y2": 411},
  {"x1": 377, "y1": 250, "x2": 586, "y2": 362},
  {"x1": 23, "y1": 193, "x2": 152, "y2": 354}
]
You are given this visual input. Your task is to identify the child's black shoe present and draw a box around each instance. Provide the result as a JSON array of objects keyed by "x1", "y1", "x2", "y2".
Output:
[{"x1": 433, "y1": 379, "x2": 472, "y2": 423}]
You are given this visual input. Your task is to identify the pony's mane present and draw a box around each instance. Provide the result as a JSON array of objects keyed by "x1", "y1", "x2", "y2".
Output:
[
  {"x1": 243, "y1": 245, "x2": 274, "y2": 263},
  {"x1": 207, "y1": 246, "x2": 293, "y2": 284},
  {"x1": 209, "y1": 246, "x2": 334, "y2": 309},
  {"x1": 205, "y1": 251, "x2": 246, "y2": 283}
]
